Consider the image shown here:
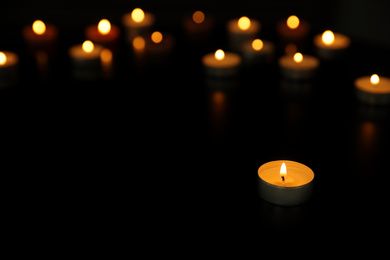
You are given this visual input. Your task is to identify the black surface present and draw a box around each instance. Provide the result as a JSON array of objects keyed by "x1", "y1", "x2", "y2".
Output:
[{"x1": 2, "y1": 10, "x2": 390, "y2": 255}]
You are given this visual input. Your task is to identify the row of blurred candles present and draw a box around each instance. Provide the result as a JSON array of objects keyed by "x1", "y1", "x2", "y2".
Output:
[{"x1": 0, "y1": 8, "x2": 389, "y2": 105}]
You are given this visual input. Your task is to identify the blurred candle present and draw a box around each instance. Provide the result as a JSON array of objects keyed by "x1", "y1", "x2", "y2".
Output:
[
  {"x1": 0, "y1": 51, "x2": 19, "y2": 87},
  {"x1": 22, "y1": 20, "x2": 58, "y2": 54},
  {"x1": 85, "y1": 19, "x2": 120, "y2": 53},
  {"x1": 144, "y1": 31, "x2": 175, "y2": 64},
  {"x1": 278, "y1": 52, "x2": 319, "y2": 80},
  {"x1": 354, "y1": 74, "x2": 390, "y2": 105},
  {"x1": 202, "y1": 49, "x2": 242, "y2": 77},
  {"x1": 276, "y1": 15, "x2": 309, "y2": 51},
  {"x1": 182, "y1": 11, "x2": 214, "y2": 42},
  {"x1": 313, "y1": 30, "x2": 350, "y2": 60},
  {"x1": 122, "y1": 8, "x2": 155, "y2": 42},
  {"x1": 69, "y1": 40, "x2": 103, "y2": 80},
  {"x1": 258, "y1": 160, "x2": 314, "y2": 206},
  {"x1": 241, "y1": 38, "x2": 275, "y2": 65},
  {"x1": 227, "y1": 16, "x2": 261, "y2": 52}
]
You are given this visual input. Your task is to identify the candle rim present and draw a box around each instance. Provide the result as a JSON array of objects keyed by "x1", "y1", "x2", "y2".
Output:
[
  {"x1": 258, "y1": 160, "x2": 314, "y2": 188},
  {"x1": 314, "y1": 32, "x2": 350, "y2": 49},
  {"x1": 0, "y1": 51, "x2": 19, "y2": 67},
  {"x1": 354, "y1": 76, "x2": 390, "y2": 94},
  {"x1": 227, "y1": 18, "x2": 261, "y2": 34},
  {"x1": 122, "y1": 11, "x2": 155, "y2": 27}
]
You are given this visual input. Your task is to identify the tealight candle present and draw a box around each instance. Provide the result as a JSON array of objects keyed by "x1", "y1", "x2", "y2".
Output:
[
  {"x1": 0, "y1": 51, "x2": 19, "y2": 87},
  {"x1": 258, "y1": 160, "x2": 314, "y2": 206},
  {"x1": 314, "y1": 30, "x2": 350, "y2": 60},
  {"x1": 85, "y1": 19, "x2": 120, "y2": 52},
  {"x1": 182, "y1": 11, "x2": 214, "y2": 43},
  {"x1": 202, "y1": 49, "x2": 242, "y2": 77},
  {"x1": 227, "y1": 16, "x2": 261, "y2": 52},
  {"x1": 68, "y1": 40, "x2": 103, "y2": 80},
  {"x1": 241, "y1": 38, "x2": 275, "y2": 65},
  {"x1": 276, "y1": 15, "x2": 309, "y2": 50},
  {"x1": 144, "y1": 31, "x2": 175, "y2": 62},
  {"x1": 122, "y1": 8, "x2": 155, "y2": 42},
  {"x1": 278, "y1": 52, "x2": 319, "y2": 80},
  {"x1": 22, "y1": 20, "x2": 58, "y2": 56},
  {"x1": 354, "y1": 74, "x2": 390, "y2": 105}
]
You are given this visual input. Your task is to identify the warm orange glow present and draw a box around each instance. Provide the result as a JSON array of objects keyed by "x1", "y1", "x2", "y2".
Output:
[
  {"x1": 287, "y1": 15, "x2": 299, "y2": 29},
  {"x1": 32, "y1": 20, "x2": 46, "y2": 35},
  {"x1": 252, "y1": 39, "x2": 263, "y2": 51},
  {"x1": 82, "y1": 40, "x2": 94, "y2": 53},
  {"x1": 293, "y1": 52, "x2": 303, "y2": 63},
  {"x1": 133, "y1": 36, "x2": 145, "y2": 50},
  {"x1": 0, "y1": 52, "x2": 6, "y2": 65},
  {"x1": 151, "y1": 31, "x2": 163, "y2": 44},
  {"x1": 98, "y1": 19, "x2": 111, "y2": 35},
  {"x1": 280, "y1": 162, "x2": 287, "y2": 183},
  {"x1": 131, "y1": 8, "x2": 145, "y2": 23},
  {"x1": 238, "y1": 16, "x2": 251, "y2": 30},
  {"x1": 100, "y1": 48, "x2": 112, "y2": 62},
  {"x1": 215, "y1": 49, "x2": 225, "y2": 60},
  {"x1": 193, "y1": 11, "x2": 205, "y2": 24},
  {"x1": 285, "y1": 43, "x2": 297, "y2": 55},
  {"x1": 322, "y1": 30, "x2": 335, "y2": 45},
  {"x1": 370, "y1": 74, "x2": 380, "y2": 85}
]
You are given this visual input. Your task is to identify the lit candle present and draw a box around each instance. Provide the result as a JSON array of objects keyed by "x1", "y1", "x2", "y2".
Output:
[
  {"x1": 354, "y1": 74, "x2": 390, "y2": 105},
  {"x1": 202, "y1": 49, "x2": 242, "y2": 77},
  {"x1": 258, "y1": 160, "x2": 314, "y2": 206},
  {"x1": 182, "y1": 11, "x2": 214, "y2": 42},
  {"x1": 122, "y1": 8, "x2": 155, "y2": 42},
  {"x1": 0, "y1": 51, "x2": 19, "y2": 87},
  {"x1": 227, "y1": 16, "x2": 261, "y2": 52},
  {"x1": 85, "y1": 19, "x2": 120, "y2": 52},
  {"x1": 313, "y1": 30, "x2": 351, "y2": 60},
  {"x1": 144, "y1": 31, "x2": 175, "y2": 62},
  {"x1": 278, "y1": 52, "x2": 319, "y2": 80},
  {"x1": 241, "y1": 38, "x2": 275, "y2": 65},
  {"x1": 22, "y1": 20, "x2": 58, "y2": 54},
  {"x1": 68, "y1": 40, "x2": 103, "y2": 80},
  {"x1": 276, "y1": 15, "x2": 310, "y2": 50}
]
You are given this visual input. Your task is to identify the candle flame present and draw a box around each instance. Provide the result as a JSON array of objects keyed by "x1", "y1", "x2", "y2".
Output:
[
  {"x1": 82, "y1": 40, "x2": 94, "y2": 53},
  {"x1": 215, "y1": 49, "x2": 225, "y2": 61},
  {"x1": 252, "y1": 39, "x2": 263, "y2": 51},
  {"x1": 98, "y1": 19, "x2": 111, "y2": 35},
  {"x1": 0, "y1": 52, "x2": 6, "y2": 65},
  {"x1": 151, "y1": 31, "x2": 163, "y2": 44},
  {"x1": 293, "y1": 52, "x2": 303, "y2": 63},
  {"x1": 193, "y1": 11, "x2": 205, "y2": 24},
  {"x1": 131, "y1": 8, "x2": 145, "y2": 23},
  {"x1": 370, "y1": 74, "x2": 380, "y2": 85},
  {"x1": 287, "y1": 15, "x2": 299, "y2": 29},
  {"x1": 32, "y1": 20, "x2": 46, "y2": 35},
  {"x1": 280, "y1": 162, "x2": 287, "y2": 183},
  {"x1": 322, "y1": 30, "x2": 335, "y2": 45},
  {"x1": 238, "y1": 16, "x2": 251, "y2": 30}
]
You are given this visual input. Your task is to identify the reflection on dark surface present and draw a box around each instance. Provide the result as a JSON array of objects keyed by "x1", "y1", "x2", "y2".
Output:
[
  {"x1": 35, "y1": 50, "x2": 49, "y2": 82},
  {"x1": 209, "y1": 90, "x2": 228, "y2": 140},
  {"x1": 259, "y1": 199, "x2": 309, "y2": 231},
  {"x1": 1, "y1": 2, "x2": 390, "y2": 252},
  {"x1": 206, "y1": 77, "x2": 238, "y2": 141},
  {"x1": 354, "y1": 104, "x2": 390, "y2": 181}
]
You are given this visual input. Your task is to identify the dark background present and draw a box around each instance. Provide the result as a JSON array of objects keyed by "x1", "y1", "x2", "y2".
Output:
[{"x1": 2, "y1": 0, "x2": 390, "y2": 256}]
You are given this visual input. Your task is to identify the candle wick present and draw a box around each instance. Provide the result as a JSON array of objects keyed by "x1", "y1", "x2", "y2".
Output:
[{"x1": 281, "y1": 176, "x2": 285, "y2": 184}]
